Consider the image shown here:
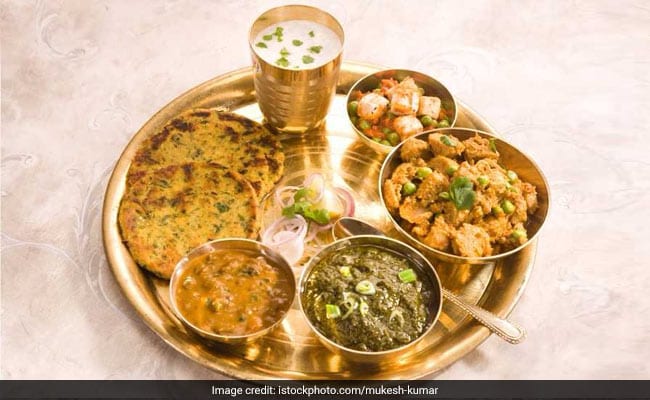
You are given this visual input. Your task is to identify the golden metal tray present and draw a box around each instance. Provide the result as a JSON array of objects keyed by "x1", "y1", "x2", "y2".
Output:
[{"x1": 102, "y1": 61, "x2": 537, "y2": 379}]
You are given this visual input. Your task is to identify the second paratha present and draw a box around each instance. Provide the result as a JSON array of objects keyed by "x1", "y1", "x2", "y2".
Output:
[{"x1": 118, "y1": 162, "x2": 259, "y2": 279}]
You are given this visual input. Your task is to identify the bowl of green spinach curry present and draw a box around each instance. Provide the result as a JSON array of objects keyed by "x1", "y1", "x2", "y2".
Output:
[{"x1": 298, "y1": 235, "x2": 443, "y2": 363}]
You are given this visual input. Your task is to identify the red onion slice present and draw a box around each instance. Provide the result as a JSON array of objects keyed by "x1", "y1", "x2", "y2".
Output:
[
  {"x1": 334, "y1": 187, "x2": 356, "y2": 217},
  {"x1": 261, "y1": 215, "x2": 307, "y2": 265},
  {"x1": 303, "y1": 173, "x2": 325, "y2": 203}
]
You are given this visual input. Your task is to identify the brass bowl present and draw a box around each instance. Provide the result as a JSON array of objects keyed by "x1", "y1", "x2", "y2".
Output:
[
  {"x1": 379, "y1": 128, "x2": 550, "y2": 264},
  {"x1": 169, "y1": 238, "x2": 296, "y2": 344},
  {"x1": 345, "y1": 69, "x2": 458, "y2": 154},
  {"x1": 298, "y1": 235, "x2": 443, "y2": 363}
]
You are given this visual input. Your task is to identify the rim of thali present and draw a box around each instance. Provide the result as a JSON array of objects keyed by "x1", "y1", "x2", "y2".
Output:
[{"x1": 102, "y1": 60, "x2": 536, "y2": 379}]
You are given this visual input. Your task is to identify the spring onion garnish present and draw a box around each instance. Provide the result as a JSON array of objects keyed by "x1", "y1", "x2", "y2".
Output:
[
  {"x1": 439, "y1": 191, "x2": 451, "y2": 200},
  {"x1": 355, "y1": 280, "x2": 376, "y2": 295},
  {"x1": 398, "y1": 268, "x2": 417, "y2": 283},
  {"x1": 308, "y1": 45, "x2": 322, "y2": 54},
  {"x1": 326, "y1": 304, "x2": 341, "y2": 319},
  {"x1": 262, "y1": 34, "x2": 273, "y2": 41},
  {"x1": 339, "y1": 266, "x2": 351, "y2": 277},
  {"x1": 280, "y1": 47, "x2": 290, "y2": 57},
  {"x1": 255, "y1": 42, "x2": 267, "y2": 48},
  {"x1": 302, "y1": 55, "x2": 315, "y2": 64},
  {"x1": 440, "y1": 135, "x2": 455, "y2": 147},
  {"x1": 507, "y1": 170, "x2": 518, "y2": 182},
  {"x1": 292, "y1": 39, "x2": 303, "y2": 46},
  {"x1": 389, "y1": 309, "x2": 405, "y2": 326},
  {"x1": 359, "y1": 301, "x2": 369, "y2": 315}
]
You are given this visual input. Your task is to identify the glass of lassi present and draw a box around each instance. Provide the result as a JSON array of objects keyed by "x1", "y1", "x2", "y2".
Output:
[{"x1": 249, "y1": 5, "x2": 344, "y2": 133}]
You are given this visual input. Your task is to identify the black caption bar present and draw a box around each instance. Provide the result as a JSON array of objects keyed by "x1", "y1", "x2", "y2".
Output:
[{"x1": 1, "y1": 380, "x2": 649, "y2": 399}]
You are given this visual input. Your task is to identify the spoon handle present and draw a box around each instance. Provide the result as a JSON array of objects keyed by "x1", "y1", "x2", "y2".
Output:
[{"x1": 441, "y1": 288, "x2": 527, "y2": 344}]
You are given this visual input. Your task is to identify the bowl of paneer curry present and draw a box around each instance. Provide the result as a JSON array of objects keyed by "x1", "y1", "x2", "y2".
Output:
[
  {"x1": 346, "y1": 69, "x2": 457, "y2": 153},
  {"x1": 380, "y1": 128, "x2": 549, "y2": 264}
]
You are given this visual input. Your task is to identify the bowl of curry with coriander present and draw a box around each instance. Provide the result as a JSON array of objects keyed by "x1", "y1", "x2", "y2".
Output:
[{"x1": 169, "y1": 238, "x2": 296, "y2": 344}]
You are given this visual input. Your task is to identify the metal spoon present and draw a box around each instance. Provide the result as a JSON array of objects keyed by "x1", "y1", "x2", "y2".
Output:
[{"x1": 332, "y1": 217, "x2": 527, "y2": 344}]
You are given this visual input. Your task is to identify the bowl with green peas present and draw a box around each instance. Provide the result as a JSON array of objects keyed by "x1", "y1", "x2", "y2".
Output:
[
  {"x1": 378, "y1": 128, "x2": 550, "y2": 265},
  {"x1": 346, "y1": 69, "x2": 457, "y2": 153}
]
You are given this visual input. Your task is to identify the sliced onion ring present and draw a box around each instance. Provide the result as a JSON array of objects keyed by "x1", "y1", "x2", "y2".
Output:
[
  {"x1": 261, "y1": 215, "x2": 307, "y2": 265},
  {"x1": 303, "y1": 173, "x2": 325, "y2": 203},
  {"x1": 274, "y1": 185, "x2": 301, "y2": 208},
  {"x1": 334, "y1": 187, "x2": 356, "y2": 217}
]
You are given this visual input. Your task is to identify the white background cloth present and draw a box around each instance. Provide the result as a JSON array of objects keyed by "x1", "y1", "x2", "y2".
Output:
[{"x1": 2, "y1": 0, "x2": 649, "y2": 379}]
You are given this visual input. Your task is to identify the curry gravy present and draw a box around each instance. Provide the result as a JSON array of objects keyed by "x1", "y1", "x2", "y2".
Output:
[{"x1": 175, "y1": 250, "x2": 293, "y2": 336}]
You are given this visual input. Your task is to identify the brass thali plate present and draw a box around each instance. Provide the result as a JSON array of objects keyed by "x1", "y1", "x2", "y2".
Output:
[{"x1": 102, "y1": 61, "x2": 537, "y2": 379}]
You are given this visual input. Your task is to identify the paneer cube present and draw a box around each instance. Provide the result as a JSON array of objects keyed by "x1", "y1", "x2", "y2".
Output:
[{"x1": 417, "y1": 96, "x2": 441, "y2": 119}]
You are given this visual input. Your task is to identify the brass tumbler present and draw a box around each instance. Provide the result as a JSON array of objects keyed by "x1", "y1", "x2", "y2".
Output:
[{"x1": 249, "y1": 5, "x2": 344, "y2": 133}]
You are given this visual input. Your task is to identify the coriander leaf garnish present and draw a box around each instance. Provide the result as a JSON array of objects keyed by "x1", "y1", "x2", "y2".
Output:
[
  {"x1": 292, "y1": 39, "x2": 303, "y2": 46},
  {"x1": 255, "y1": 42, "x2": 267, "y2": 48},
  {"x1": 282, "y1": 201, "x2": 330, "y2": 225},
  {"x1": 302, "y1": 55, "x2": 315, "y2": 64},
  {"x1": 275, "y1": 57, "x2": 290, "y2": 67},
  {"x1": 308, "y1": 45, "x2": 323, "y2": 54},
  {"x1": 274, "y1": 26, "x2": 284, "y2": 41},
  {"x1": 448, "y1": 177, "x2": 476, "y2": 210},
  {"x1": 308, "y1": 30, "x2": 315, "y2": 37}
]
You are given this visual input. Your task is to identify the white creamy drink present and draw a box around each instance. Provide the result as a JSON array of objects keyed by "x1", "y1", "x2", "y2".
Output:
[{"x1": 253, "y1": 20, "x2": 342, "y2": 69}]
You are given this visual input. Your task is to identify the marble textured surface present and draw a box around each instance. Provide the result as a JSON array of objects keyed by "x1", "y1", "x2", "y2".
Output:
[{"x1": 1, "y1": 0, "x2": 649, "y2": 379}]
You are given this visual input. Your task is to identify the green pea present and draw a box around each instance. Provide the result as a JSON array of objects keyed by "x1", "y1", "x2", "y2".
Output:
[
  {"x1": 477, "y1": 175, "x2": 489, "y2": 186},
  {"x1": 445, "y1": 165, "x2": 458, "y2": 176},
  {"x1": 382, "y1": 127, "x2": 392, "y2": 134},
  {"x1": 347, "y1": 101, "x2": 359, "y2": 116},
  {"x1": 501, "y1": 200, "x2": 515, "y2": 214},
  {"x1": 358, "y1": 119, "x2": 371, "y2": 131},
  {"x1": 511, "y1": 229, "x2": 526, "y2": 240},
  {"x1": 350, "y1": 115, "x2": 359, "y2": 125},
  {"x1": 492, "y1": 205, "x2": 503, "y2": 215},
  {"x1": 387, "y1": 132, "x2": 400, "y2": 146},
  {"x1": 507, "y1": 170, "x2": 518, "y2": 183},
  {"x1": 420, "y1": 115, "x2": 435, "y2": 127},
  {"x1": 402, "y1": 181, "x2": 417, "y2": 195},
  {"x1": 372, "y1": 137, "x2": 381, "y2": 143},
  {"x1": 416, "y1": 167, "x2": 433, "y2": 179},
  {"x1": 438, "y1": 119, "x2": 450, "y2": 128},
  {"x1": 380, "y1": 139, "x2": 391, "y2": 146}
]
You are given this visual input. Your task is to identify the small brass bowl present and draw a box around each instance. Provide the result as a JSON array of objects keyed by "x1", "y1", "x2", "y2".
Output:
[
  {"x1": 169, "y1": 238, "x2": 296, "y2": 344},
  {"x1": 346, "y1": 69, "x2": 458, "y2": 154},
  {"x1": 379, "y1": 128, "x2": 550, "y2": 265},
  {"x1": 298, "y1": 235, "x2": 443, "y2": 363}
]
